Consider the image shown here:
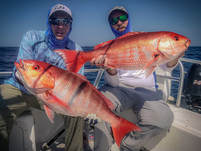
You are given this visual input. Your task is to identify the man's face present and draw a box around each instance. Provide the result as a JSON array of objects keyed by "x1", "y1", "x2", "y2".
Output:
[
  {"x1": 50, "y1": 12, "x2": 71, "y2": 40},
  {"x1": 110, "y1": 11, "x2": 128, "y2": 32}
]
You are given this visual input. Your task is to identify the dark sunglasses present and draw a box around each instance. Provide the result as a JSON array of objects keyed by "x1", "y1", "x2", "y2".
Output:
[
  {"x1": 110, "y1": 14, "x2": 128, "y2": 25},
  {"x1": 49, "y1": 18, "x2": 72, "y2": 26}
]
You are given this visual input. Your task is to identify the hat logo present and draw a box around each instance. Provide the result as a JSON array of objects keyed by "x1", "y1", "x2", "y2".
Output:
[{"x1": 49, "y1": 4, "x2": 72, "y2": 18}]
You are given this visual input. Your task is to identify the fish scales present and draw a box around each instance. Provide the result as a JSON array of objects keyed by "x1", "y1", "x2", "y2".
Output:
[
  {"x1": 54, "y1": 31, "x2": 190, "y2": 75},
  {"x1": 15, "y1": 59, "x2": 141, "y2": 146},
  {"x1": 55, "y1": 72, "x2": 81, "y2": 106}
]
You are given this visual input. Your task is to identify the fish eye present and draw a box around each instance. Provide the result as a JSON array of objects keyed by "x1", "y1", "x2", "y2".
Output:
[
  {"x1": 154, "y1": 54, "x2": 159, "y2": 58},
  {"x1": 33, "y1": 65, "x2": 40, "y2": 70},
  {"x1": 174, "y1": 36, "x2": 179, "y2": 41}
]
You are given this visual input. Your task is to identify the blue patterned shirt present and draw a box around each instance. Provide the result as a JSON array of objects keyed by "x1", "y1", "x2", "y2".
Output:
[{"x1": 4, "y1": 30, "x2": 84, "y2": 93}]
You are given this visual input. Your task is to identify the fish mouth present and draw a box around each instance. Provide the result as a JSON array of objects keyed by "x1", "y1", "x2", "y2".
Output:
[
  {"x1": 15, "y1": 59, "x2": 25, "y2": 71},
  {"x1": 14, "y1": 60, "x2": 25, "y2": 80},
  {"x1": 14, "y1": 60, "x2": 27, "y2": 85},
  {"x1": 185, "y1": 39, "x2": 191, "y2": 48}
]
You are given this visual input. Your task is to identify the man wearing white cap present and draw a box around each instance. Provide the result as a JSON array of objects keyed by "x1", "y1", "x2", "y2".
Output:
[
  {"x1": 90, "y1": 6, "x2": 181, "y2": 151},
  {"x1": 0, "y1": 3, "x2": 84, "y2": 151}
]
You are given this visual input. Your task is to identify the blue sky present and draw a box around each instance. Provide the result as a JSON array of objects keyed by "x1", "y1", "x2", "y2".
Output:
[{"x1": 0, "y1": 0, "x2": 201, "y2": 47}]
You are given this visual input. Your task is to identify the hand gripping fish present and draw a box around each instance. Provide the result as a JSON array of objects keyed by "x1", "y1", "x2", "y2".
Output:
[
  {"x1": 15, "y1": 59, "x2": 140, "y2": 146},
  {"x1": 55, "y1": 31, "x2": 190, "y2": 76}
]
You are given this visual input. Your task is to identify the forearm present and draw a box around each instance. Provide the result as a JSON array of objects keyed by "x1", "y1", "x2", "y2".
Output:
[
  {"x1": 166, "y1": 52, "x2": 185, "y2": 68},
  {"x1": 166, "y1": 58, "x2": 179, "y2": 68}
]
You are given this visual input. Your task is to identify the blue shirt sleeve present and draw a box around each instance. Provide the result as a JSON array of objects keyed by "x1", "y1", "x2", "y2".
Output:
[
  {"x1": 3, "y1": 31, "x2": 37, "y2": 93},
  {"x1": 4, "y1": 30, "x2": 85, "y2": 93},
  {"x1": 16, "y1": 31, "x2": 37, "y2": 62}
]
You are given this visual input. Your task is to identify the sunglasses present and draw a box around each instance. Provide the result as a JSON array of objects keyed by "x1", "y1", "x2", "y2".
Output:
[
  {"x1": 49, "y1": 18, "x2": 72, "y2": 26},
  {"x1": 110, "y1": 14, "x2": 128, "y2": 25}
]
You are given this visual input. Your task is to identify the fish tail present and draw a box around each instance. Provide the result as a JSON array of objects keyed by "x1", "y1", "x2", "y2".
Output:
[
  {"x1": 54, "y1": 49, "x2": 90, "y2": 72},
  {"x1": 111, "y1": 118, "x2": 141, "y2": 147}
]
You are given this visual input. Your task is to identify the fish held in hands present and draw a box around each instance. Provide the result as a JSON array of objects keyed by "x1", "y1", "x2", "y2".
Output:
[
  {"x1": 55, "y1": 31, "x2": 190, "y2": 76},
  {"x1": 15, "y1": 59, "x2": 140, "y2": 146}
]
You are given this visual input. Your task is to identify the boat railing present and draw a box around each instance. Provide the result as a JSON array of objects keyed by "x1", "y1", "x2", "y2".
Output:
[
  {"x1": 156, "y1": 58, "x2": 201, "y2": 107},
  {"x1": 1, "y1": 57, "x2": 201, "y2": 107},
  {"x1": 0, "y1": 71, "x2": 12, "y2": 75}
]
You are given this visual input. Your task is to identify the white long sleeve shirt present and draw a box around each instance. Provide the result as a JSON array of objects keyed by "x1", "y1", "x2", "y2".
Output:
[{"x1": 104, "y1": 63, "x2": 177, "y2": 90}]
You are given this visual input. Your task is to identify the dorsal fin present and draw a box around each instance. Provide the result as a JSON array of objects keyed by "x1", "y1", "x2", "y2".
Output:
[
  {"x1": 94, "y1": 39, "x2": 114, "y2": 50},
  {"x1": 116, "y1": 32, "x2": 145, "y2": 40},
  {"x1": 54, "y1": 49, "x2": 87, "y2": 73},
  {"x1": 94, "y1": 32, "x2": 145, "y2": 50}
]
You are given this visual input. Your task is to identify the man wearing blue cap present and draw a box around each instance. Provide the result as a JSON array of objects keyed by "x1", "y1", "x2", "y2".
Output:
[{"x1": 0, "y1": 4, "x2": 84, "y2": 151}]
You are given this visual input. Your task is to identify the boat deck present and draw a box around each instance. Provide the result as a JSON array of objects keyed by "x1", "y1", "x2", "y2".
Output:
[
  {"x1": 40, "y1": 103, "x2": 201, "y2": 151},
  {"x1": 153, "y1": 126, "x2": 201, "y2": 151},
  {"x1": 152, "y1": 104, "x2": 201, "y2": 151},
  {"x1": 110, "y1": 104, "x2": 201, "y2": 151},
  {"x1": 1, "y1": 58, "x2": 201, "y2": 151}
]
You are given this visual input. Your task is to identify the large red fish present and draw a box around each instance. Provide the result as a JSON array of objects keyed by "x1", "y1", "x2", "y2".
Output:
[
  {"x1": 55, "y1": 31, "x2": 190, "y2": 76},
  {"x1": 15, "y1": 59, "x2": 140, "y2": 146}
]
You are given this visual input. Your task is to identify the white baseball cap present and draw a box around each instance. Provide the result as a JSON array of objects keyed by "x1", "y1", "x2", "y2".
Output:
[{"x1": 49, "y1": 4, "x2": 72, "y2": 18}]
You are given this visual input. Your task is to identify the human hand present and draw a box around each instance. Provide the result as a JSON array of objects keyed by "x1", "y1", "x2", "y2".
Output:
[
  {"x1": 90, "y1": 55, "x2": 117, "y2": 75},
  {"x1": 90, "y1": 55, "x2": 106, "y2": 67},
  {"x1": 167, "y1": 52, "x2": 185, "y2": 68},
  {"x1": 84, "y1": 114, "x2": 101, "y2": 126}
]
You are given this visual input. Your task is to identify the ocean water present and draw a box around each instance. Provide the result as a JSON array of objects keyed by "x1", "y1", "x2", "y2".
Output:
[
  {"x1": 0, "y1": 46, "x2": 105, "y2": 86},
  {"x1": 0, "y1": 46, "x2": 201, "y2": 100}
]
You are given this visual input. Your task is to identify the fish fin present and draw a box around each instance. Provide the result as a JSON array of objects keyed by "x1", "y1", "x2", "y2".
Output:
[
  {"x1": 94, "y1": 39, "x2": 114, "y2": 50},
  {"x1": 44, "y1": 104, "x2": 55, "y2": 123},
  {"x1": 44, "y1": 91, "x2": 74, "y2": 115},
  {"x1": 116, "y1": 32, "x2": 145, "y2": 40},
  {"x1": 94, "y1": 32, "x2": 144, "y2": 50},
  {"x1": 145, "y1": 66, "x2": 156, "y2": 78},
  {"x1": 111, "y1": 118, "x2": 141, "y2": 147},
  {"x1": 103, "y1": 97, "x2": 115, "y2": 111},
  {"x1": 54, "y1": 49, "x2": 86, "y2": 73}
]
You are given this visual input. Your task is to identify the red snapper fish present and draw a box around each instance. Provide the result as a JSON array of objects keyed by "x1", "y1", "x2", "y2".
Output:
[
  {"x1": 55, "y1": 31, "x2": 190, "y2": 75},
  {"x1": 15, "y1": 59, "x2": 140, "y2": 146}
]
